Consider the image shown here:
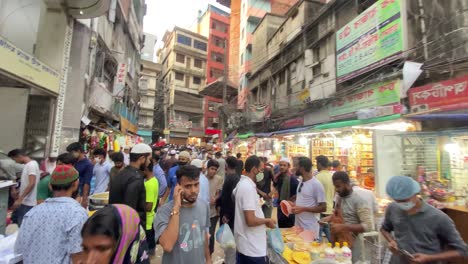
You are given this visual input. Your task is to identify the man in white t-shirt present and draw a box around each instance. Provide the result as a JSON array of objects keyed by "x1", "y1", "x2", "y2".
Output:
[
  {"x1": 292, "y1": 157, "x2": 326, "y2": 239},
  {"x1": 351, "y1": 180, "x2": 378, "y2": 215},
  {"x1": 8, "y1": 149, "x2": 41, "y2": 226},
  {"x1": 234, "y1": 155, "x2": 276, "y2": 264}
]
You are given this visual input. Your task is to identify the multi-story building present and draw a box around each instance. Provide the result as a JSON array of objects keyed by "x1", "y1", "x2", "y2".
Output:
[
  {"x1": 138, "y1": 33, "x2": 162, "y2": 143},
  {"x1": 0, "y1": 0, "x2": 112, "y2": 157},
  {"x1": 193, "y1": 4, "x2": 230, "y2": 140},
  {"x1": 159, "y1": 27, "x2": 208, "y2": 144},
  {"x1": 62, "y1": 0, "x2": 146, "y2": 151},
  {"x1": 229, "y1": 0, "x2": 297, "y2": 109}
]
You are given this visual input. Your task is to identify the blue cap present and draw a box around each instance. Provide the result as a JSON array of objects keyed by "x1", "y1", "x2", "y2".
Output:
[{"x1": 386, "y1": 176, "x2": 421, "y2": 200}]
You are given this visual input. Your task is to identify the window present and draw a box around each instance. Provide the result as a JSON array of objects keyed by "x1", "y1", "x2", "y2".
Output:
[
  {"x1": 176, "y1": 53, "x2": 185, "y2": 63},
  {"x1": 211, "y1": 52, "x2": 224, "y2": 63},
  {"x1": 279, "y1": 71, "x2": 285, "y2": 84},
  {"x1": 175, "y1": 72, "x2": 184, "y2": 81},
  {"x1": 177, "y1": 34, "x2": 192, "y2": 46},
  {"x1": 313, "y1": 64, "x2": 321, "y2": 76},
  {"x1": 313, "y1": 47, "x2": 320, "y2": 63},
  {"x1": 194, "y1": 59, "x2": 203, "y2": 68},
  {"x1": 194, "y1": 40, "x2": 207, "y2": 51},
  {"x1": 210, "y1": 68, "x2": 224, "y2": 79},
  {"x1": 213, "y1": 37, "x2": 224, "y2": 48},
  {"x1": 193, "y1": 76, "x2": 201, "y2": 85}
]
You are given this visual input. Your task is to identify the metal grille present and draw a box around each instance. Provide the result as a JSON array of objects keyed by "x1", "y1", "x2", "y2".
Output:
[
  {"x1": 23, "y1": 95, "x2": 52, "y2": 159},
  {"x1": 400, "y1": 134, "x2": 438, "y2": 177}
]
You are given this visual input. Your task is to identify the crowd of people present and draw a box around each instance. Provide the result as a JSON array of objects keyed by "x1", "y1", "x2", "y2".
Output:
[{"x1": 4, "y1": 143, "x2": 468, "y2": 264}]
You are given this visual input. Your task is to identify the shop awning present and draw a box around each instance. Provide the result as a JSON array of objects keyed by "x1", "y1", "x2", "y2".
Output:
[
  {"x1": 137, "y1": 130, "x2": 152, "y2": 137},
  {"x1": 272, "y1": 125, "x2": 315, "y2": 136},
  {"x1": 255, "y1": 132, "x2": 274, "y2": 137},
  {"x1": 315, "y1": 114, "x2": 401, "y2": 130},
  {"x1": 237, "y1": 132, "x2": 254, "y2": 139},
  {"x1": 405, "y1": 113, "x2": 468, "y2": 120}
]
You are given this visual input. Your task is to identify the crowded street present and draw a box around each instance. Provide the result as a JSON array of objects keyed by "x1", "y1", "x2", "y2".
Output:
[{"x1": 1, "y1": 0, "x2": 468, "y2": 263}]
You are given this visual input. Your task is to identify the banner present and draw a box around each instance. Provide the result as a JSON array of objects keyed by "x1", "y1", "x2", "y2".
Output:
[
  {"x1": 336, "y1": 0, "x2": 404, "y2": 83},
  {"x1": 113, "y1": 62, "x2": 127, "y2": 96},
  {"x1": 0, "y1": 36, "x2": 60, "y2": 93},
  {"x1": 330, "y1": 79, "x2": 401, "y2": 117},
  {"x1": 409, "y1": 75, "x2": 468, "y2": 113}
]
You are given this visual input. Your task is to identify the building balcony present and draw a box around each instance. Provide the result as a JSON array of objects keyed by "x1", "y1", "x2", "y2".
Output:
[
  {"x1": 89, "y1": 80, "x2": 113, "y2": 113},
  {"x1": 208, "y1": 60, "x2": 225, "y2": 70},
  {"x1": 211, "y1": 29, "x2": 229, "y2": 39}
]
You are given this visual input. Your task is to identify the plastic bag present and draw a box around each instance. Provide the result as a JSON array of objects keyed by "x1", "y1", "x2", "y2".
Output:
[
  {"x1": 267, "y1": 227, "x2": 285, "y2": 254},
  {"x1": 215, "y1": 224, "x2": 236, "y2": 249}
]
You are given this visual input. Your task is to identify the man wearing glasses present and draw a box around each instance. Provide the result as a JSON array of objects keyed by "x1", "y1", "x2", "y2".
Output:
[{"x1": 291, "y1": 157, "x2": 327, "y2": 240}]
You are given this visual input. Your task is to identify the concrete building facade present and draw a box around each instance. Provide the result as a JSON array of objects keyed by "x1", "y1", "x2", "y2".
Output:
[{"x1": 159, "y1": 27, "x2": 208, "y2": 144}]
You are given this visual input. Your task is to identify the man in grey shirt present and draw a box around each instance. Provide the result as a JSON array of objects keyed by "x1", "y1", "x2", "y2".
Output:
[
  {"x1": 215, "y1": 152, "x2": 226, "y2": 178},
  {"x1": 154, "y1": 165, "x2": 211, "y2": 264},
  {"x1": 381, "y1": 176, "x2": 468, "y2": 264}
]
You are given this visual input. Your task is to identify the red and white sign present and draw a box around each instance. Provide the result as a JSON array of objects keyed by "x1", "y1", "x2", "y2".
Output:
[
  {"x1": 409, "y1": 75, "x2": 468, "y2": 113},
  {"x1": 113, "y1": 63, "x2": 127, "y2": 96}
]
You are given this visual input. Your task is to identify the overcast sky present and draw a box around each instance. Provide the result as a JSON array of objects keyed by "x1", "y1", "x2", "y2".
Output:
[{"x1": 143, "y1": 0, "x2": 230, "y2": 51}]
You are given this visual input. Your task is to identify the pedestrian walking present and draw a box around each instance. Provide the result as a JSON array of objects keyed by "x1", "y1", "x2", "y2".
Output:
[
  {"x1": 154, "y1": 165, "x2": 211, "y2": 264},
  {"x1": 67, "y1": 142, "x2": 93, "y2": 208},
  {"x1": 81, "y1": 204, "x2": 150, "y2": 264},
  {"x1": 292, "y1": 157, "x2": 326, "y2": 239},
  {"x1": 152, "y1": 154, "x2": 167, "y2": 205},
  {"x1": 381, "y1": 176, "x2": 468, "y2": 264},
  {"x1": 235, "y1": 153, "x2": 244, "y2": 175},
  {"x1": 256, "y1": 157, "x2": 273, "y2": 218},
  {"x1": 315, "y1": 155, "x2": 334, "y2": 242},
  {"x1": 162, "y1": 151, "x2": 191, "y2": 203},
  {"x1": 143, "y1": 160, "x2": 159, "y2": 256},
  {"x1": 191, "y1": 159, "x2": 210, "y2": 205},
  {"x1": 15, "y1": 165, "x2": 87, "y2": 264},
  {"x1": 215, "y1": 151, "x2": 226, "y2": 178},
  {"x1": 234, "y1": 155, "x2": 276, "y2": 264},
  {"x1": 8, "y1": 149, "x2": 40, "y2": 226},
  {"x1": 109, "y1": 151, "x2": 125, "y2": 189},
  {"x1": 109, "y1": 143, "x2": 151, "y2": 229},
  {"x1": 206, "y1": 159, "x2": 223, "y2": 255},
  {"x1": 92, "y1": 148, "x2": 112, "y2": 194}
]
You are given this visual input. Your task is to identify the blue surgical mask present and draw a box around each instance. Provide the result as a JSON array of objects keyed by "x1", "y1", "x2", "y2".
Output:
[{"x1": 397, "y1": 201, "x2": 415, "y2": 211}]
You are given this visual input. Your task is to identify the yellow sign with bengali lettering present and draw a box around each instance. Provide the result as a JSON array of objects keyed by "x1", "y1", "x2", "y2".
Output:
[{"x1": 0, "y1": 36, "x2": 60, "y2": 94}]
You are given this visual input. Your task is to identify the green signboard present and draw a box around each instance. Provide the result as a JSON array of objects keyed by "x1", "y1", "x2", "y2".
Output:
[
  {"x1": 336, "y1": 0, "x2": 404, "y2": 83},
  {"x1": 329, "y1": 79, "x2": 401, "y2": 117}
]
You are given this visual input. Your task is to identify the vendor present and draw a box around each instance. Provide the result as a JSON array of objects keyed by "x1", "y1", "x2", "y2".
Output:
[
  {"x1": 381, "y1": 176, "x2": 468, "y2": 264},
  {"x1": 325, "y1": 171, "x2": 374, "y2": 262},
  {"x1": 273, "y1": 157, "x2": 299, "y2": 228}
]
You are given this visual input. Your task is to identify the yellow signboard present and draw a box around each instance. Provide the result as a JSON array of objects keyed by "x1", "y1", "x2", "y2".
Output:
[{"x1": 0, "y1": 36, "x2": 60, "y2": 94}]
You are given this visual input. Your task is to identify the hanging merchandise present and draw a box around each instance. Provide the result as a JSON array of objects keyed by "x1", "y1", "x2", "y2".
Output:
[{"x1": 113, "y1": 138, "x2": 120, "y2": 152}]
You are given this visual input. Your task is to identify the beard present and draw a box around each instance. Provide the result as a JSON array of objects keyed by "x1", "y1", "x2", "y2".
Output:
[
  {"x1": 295, "y1": 169, "x2": 301, "y2": 176},
  {"x1": 338, "y1": 189, "x2": 351, "y2": 197},
  {"x1": 178, "y1": 161, "x2": 188, "y2": 166}
]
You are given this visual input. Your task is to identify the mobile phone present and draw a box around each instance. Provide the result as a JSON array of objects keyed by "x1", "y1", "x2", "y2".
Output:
[{"x1": 400, "y1": 249, "x2": 414, "y2": 259}]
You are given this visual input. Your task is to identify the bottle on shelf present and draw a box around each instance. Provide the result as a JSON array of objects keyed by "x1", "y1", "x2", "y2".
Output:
[
  {"x1": 324, "y1": 242, "x2": 336, "y2": 260},
  {"x1": 342, "y1": 242, "x2": 352, "y2": 264},
  {"x1": 334, "y1": 242, "x2": 343, "y2": 262}
]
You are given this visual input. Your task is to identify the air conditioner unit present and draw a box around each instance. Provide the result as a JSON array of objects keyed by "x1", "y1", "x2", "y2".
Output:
[
  {"x1": 213, "y1": 118, "x2": 219, "y2": 123},
  {"x1": 208, "y1": 106, "x2": 215, "y2": 111}
]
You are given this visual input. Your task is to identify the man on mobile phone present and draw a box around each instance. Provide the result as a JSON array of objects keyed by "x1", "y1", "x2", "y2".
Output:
[{"x1": 155, "y1": 165, "x2": 211, "y2": 264}]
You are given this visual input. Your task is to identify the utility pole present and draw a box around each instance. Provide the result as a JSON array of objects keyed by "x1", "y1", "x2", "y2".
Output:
[{"x1": 222, "y1": 38, "x2": 228, "y2": 146}]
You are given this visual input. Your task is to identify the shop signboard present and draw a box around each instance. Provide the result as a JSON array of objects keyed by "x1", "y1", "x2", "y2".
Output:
[
  {"x1": 280, "y1": 117, "x2": 304, "y2": 129},
  {"x1": 336, "y1": 0, "x2": 404, "y2": 83},
  {"x1": 0, "y1": 36, "x2": 60, "y2": 94},
  {"x1": 409, "y1": 75, "x2": 468, "y2": 113},
  {"x1": 120, "y1": 116, "x2": 138, "y2": 133},
  {"x1": 330, "y1": 79, "x2": 401, "y2": 117},
  {"x1": 113, "y1": 62, "x2": 127, "y2": 96}
]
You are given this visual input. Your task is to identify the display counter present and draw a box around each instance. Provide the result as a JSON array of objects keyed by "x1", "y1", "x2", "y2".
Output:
[{"x1": 443, "y1": 205, "x2": 468, "y2": 242}]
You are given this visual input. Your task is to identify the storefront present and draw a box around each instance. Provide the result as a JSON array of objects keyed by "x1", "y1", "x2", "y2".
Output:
[{"x1": 0, "y1": 36, "x2": 60, "y2": 159}]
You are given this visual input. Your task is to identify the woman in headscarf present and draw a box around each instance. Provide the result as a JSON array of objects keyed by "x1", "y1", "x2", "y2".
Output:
[{"x1": 81, "y1": 204, "x2": 150, "y2": 264}]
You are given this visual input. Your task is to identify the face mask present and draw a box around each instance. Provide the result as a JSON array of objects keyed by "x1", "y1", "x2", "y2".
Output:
[
  {"x1": 397, "y1": 201, "x2": 415, "y2": 211},
  {"x1": 256, "y1": 172, "x2": 264, "y2": 182},
  {"x1": 94, "y1": 157, "x2": 101, "y2": 163},
  {"x1": 72, "y1": 152, "x2": 80, "y2": 158}
]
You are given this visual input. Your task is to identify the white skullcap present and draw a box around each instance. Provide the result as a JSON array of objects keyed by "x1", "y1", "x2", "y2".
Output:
[{"x1": 279, "y1": 157, "x2": 291, "y2": 164}]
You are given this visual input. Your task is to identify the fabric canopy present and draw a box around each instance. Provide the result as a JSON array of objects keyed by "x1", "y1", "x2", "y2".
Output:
[{"x1": 314, "y1": 114, "x2": 401, "y2": 130}]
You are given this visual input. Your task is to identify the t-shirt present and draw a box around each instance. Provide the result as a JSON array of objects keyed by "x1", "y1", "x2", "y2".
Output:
[
  {"x1": 353, "y1": 186, "x2": 378, "y2": 215},
  {"x1": 154, "y1": 200, "x2": 210, "y2": 264},
  {"x1": 74, "y1": 158, "x2": 94, "y2": 196},
  {"x1": 208, "y1": 175, "x2": 223, "y2": 218},
  {"x1": 198, "y1": 173, "x2": 210, "y2": 205},
  {"x1": 109, "y1": 166, "x2": 147, "y2": 228},
  {"x1": 382, "y1": 201, "x2": 468, "y2": 264},
  {"x1": 167, "y1": 165, "x2": 179, "y2": 201},
  {"x1": 93, "y1": 161, "x2": 112, "y2": 194},
  {"x1": 316, "y1": 170, "x2": 334, "y2": 214},
  {"x1": 234, "y1": 175, "x2": 267, "y2": 257},
  {"x1": 37, "y1": 174, "x2": 52, "y2": 201},
  {"x1": 216, "y1": 158, "x2": 226, "y2": 178},
  {"x1": 144, "y1": 177, "x2": 159, "y2": 230},
  {"x1": 20, "y1": 160, "x2": 40, "y2": 206},
  {"x1": 295, "y1": 177, "x2": 325, "y2": 237}
]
